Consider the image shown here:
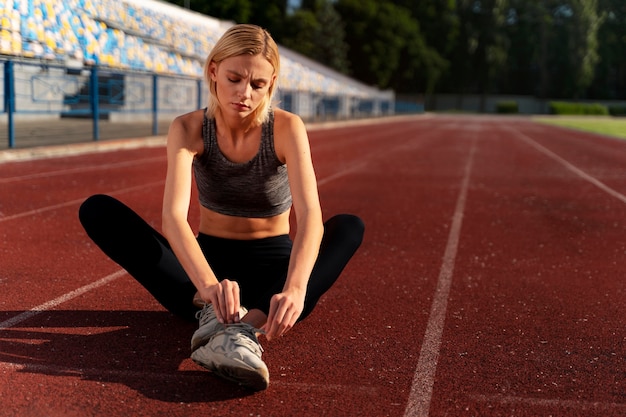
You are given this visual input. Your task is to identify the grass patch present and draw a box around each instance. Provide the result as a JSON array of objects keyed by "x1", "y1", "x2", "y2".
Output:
[{"x1": 533, "y1": 116, "x2": 626, "y2": 140}]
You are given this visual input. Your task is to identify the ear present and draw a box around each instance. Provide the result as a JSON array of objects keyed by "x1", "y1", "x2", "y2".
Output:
[
  {"x1": 269, "y1": 73, "x2": 277, "y2": 90},
  {"x1": 208, "y1": 61, "x2": 218, "y2": 81}
]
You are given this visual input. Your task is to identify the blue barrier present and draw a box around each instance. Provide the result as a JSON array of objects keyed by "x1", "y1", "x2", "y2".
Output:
[
  {"x1": 1, "y1": 58, "x2": 203, "y2": 148},
  {"x1": 1, "y1": 58, "x2": 396, "y2": 148}
]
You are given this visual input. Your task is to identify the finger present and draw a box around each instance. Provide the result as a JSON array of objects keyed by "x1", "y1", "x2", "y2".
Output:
[
  {"x1": 274, "y1": 306, "x2": 300, "y2": 338},
  {"x1": 264, "y1": 299, "x2": 280, "y2": 340},
  {"x1": 231, "y1": 282, "x2": 241, "y2": 322},
  {"x1": 224, "y1": 280, "x2": 241, "y2": 323},
  {"x1": 215, "y1": 284, "x2": 230, "y2": 324},
  {"x1": 211, "y1": 295, "x2": 224, "y2": 324},
  {"x1": 267, "y1": 302, "x2": 289, "y2": 340}
]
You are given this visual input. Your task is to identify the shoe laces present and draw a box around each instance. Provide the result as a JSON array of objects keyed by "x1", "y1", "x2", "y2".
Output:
[
  {"x1": 195, "y1": 303, "x2": 214, "y2": 324},
  {"x1": 224, "y1": 323, "x2": 265, "y2": 356}
]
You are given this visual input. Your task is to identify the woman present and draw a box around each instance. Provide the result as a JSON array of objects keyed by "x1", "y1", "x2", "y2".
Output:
[{"x1": 79, "y1": 24, "x2": 364, "y2": 391}]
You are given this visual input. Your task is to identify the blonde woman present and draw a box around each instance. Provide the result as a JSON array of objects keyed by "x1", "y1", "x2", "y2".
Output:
[{"x1": 79, "y1": 24, "x2": 364, "y2": 391}]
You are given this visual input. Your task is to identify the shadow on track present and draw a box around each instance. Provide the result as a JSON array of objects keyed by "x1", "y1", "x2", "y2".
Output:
[{"x1": 0, "y1": 310, "x2": 256, "y2": 402}]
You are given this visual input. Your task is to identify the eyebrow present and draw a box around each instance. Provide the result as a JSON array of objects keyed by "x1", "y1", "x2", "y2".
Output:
[{"x1": 226, "y1": 69, "x2": 269, "y2": 84}]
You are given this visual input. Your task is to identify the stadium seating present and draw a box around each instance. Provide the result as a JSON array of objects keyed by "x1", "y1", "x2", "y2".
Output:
[
  {"x1": 0, "y1": 0, "x2": 379, "y2": 99},
  {"x1": 2, "y1": 0, "x2": 213, "y2": 75}
]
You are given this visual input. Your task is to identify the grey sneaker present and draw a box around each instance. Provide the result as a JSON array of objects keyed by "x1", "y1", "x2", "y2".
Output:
[
  {"x1": 191, "y1": 322, "x2": 269, "y2": 391},
  {"x1": 191, "y1": 303, "x2": 224, "y2": 353},
  {"x1": 191, "y1": 303, "x2": 250, "y2": 352}
]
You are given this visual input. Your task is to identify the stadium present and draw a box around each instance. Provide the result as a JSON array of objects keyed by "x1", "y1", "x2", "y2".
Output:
[
  {"x1": 0, "y1": 0, "x2": 394, "y2": 147},
  {"x1": 0, "y1": 2, "x2": 625, "y2": 416}
]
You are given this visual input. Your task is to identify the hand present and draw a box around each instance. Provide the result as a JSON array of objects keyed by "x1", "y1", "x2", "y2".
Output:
[
  {"x1": 199, "y1": 279, "x2": 241, "y2": 324},
  {"x1": 263, "y1": 290, "x2": 304, "y2": 340}
]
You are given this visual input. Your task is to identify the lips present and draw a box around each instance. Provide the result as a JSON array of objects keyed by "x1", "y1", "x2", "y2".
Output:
[{"x1": 233, "y1": 102, "x2": 250, "y2": 111}]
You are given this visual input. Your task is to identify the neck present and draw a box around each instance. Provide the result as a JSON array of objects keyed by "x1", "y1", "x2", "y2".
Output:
[
  {"x1": 215, "y1": 109, "x2": 256, "y2": 136},
  {"x1": 215, "y1": 111, "x2": 259, "y2": 144}
]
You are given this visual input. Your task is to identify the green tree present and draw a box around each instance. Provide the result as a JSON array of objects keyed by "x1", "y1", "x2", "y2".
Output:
[
  {"x1": 501, "y1": 0, "x2": 550, "y2": 96},
  {"x1": 168, "y1": 0, "x2": 253, "y2": 23},
  {"x1": 394, "y1": 0, "x2": 460, "y2": 57},
  {"x1": 502, "y1": 1, "x2": 606, "y2": 99},
  {"x1": 567, "y1": 0, "x2": 605, "y2": 97},
  {"x1": 591, "y1": 0, "x2": 626, "y2": 98},
  {"x1": 166, "y1": 0, "x2": 288, "y2": 39},
  {"x1": 472, "y1": 0, "x2": 509, "y2": 108},
  {"x1": 392, "y1": 0, "x2": 458, "y2": 96},
  {"x1": 335, "y1": 0, "x2": 443, "y2": 93},
  {"x1": 283, "y1": 0, "x2": 351, "y2": 75}
]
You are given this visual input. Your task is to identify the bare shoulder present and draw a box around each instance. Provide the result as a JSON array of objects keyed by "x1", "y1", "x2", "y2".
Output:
[
  {"x1": 273, "y1": 108, "x2": 306, "y2": 135},
  {"x1": 167, "y1": 109, "x2": 206, "y2": 155},
  {"x1": 272, "y1": 108, "x2": 309, "y2": 160}
]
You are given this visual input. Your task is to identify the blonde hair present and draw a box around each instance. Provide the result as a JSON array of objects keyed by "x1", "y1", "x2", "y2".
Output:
[{"x1": 204, "y1": 24, "x2": 280, "y2": 128}]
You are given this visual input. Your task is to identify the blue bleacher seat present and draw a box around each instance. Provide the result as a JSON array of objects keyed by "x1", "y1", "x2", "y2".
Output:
[{"x1": 3, "y1": 0, "x2": 377, "y2": 100}]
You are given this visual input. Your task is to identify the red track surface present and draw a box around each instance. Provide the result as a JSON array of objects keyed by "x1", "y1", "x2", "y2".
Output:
[{"x1": 0, "y1": 115, "x2": 624, "y2": 417}]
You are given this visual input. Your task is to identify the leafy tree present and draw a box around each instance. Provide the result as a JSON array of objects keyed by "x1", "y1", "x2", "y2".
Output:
[
  {"x1": 394, "y1": 0, "x2": 460, "y2": 57},
  {"x1": 166, "y1": 0, "x2": 288, "y2": 39},
  {"x1": 391, "y1": 0, "x2": 458, "y2": 96},
  {"x1": 168, "y1": 0, "x2": 253, "y2": 23},
  {"x1": 335, "y1": 0, "x2": 444, "y2": 93},
  {"x1": 283, "y1": 0, "x2": 351, "y2": 75},
  {"x1": 505, "y1": 0, "x2": 604, "y2": 98},
  {"x1": 541, "y1": 1, "x2": 604, "y2": 98},
  {"x1": 589, "y1": 0, "x2": 624, "y2": 98},
  {"x1": 566, "y1": 0, "x2": 605, "y2": 97},
  {"x1": 162, "y1": 0, "x2": 625, "y2": 101},
  {"x1": 281, "y1": 9, "x2": 319, "y2": 58}
]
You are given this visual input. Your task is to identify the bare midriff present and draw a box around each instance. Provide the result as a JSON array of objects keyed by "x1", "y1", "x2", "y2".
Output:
[{"x1": 198, "y1": 205, "x2": 291, "y2": 240}]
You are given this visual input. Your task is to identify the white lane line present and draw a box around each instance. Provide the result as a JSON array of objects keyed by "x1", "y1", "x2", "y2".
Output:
[
  {"x1": 317, "y1": 125, "x2": 446, "y2": 188},
  {"x1": 0, "y1": 270, "x2": 126, "y2": 330},
  {"x1": 0, "y1": 180, "x2": 164, "y2": 223},
  {"x1": 0, "y1": 121, "x2": 438, "y2": 368},
  {"x1": 506, "y1": 127, "x2": 626, "y2": 205},
  {"x1": 0, "y1": 135, "x2": 408, "y2": 328},
  {"x1": 404, "y1": 139, "x2": 477, "y2": 417},
  {"x1": 317, "y1": 162, "x2": 369, "y2": 187},
  {"x1": 0, "y1": 156, "x2": 165, "y2": 184},
  {"x1": 0, "y1": 136, "x2": 387, "y2": 325}
]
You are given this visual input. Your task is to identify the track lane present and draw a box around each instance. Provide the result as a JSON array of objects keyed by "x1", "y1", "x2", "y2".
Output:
[
  {"x1": 427, "y1": 118, "x2": 625, "y2": 416},
  {"x1": 1, "y1": 116, "x2": 464, "y2": 416},
  {"x1": 1, "y1": 115, "x2": 624, "y2": 416}
]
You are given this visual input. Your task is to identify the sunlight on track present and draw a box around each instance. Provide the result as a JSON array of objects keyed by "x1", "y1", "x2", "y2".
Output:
[
  {"x1": 470, "y1": 394, "x2": 626, "y2": 413},
  {"x1": 506, "y1": 126, "x2": 626, "y2": 205},
  {"x1": 0, "y1": 180, "x2": 164, "y2": 223},
  {"x1": 0, "y1": 270, "x2": 126, "y2": 330},
  {"x1": 0, "y1": 359, "x2": 382, "y2": 397},
  {"x1": 0, "y1": 156, "x2": 165, "y2": 184},
  {"x1": 404, "y1": 137, "x2": 477, "y2": 417}
]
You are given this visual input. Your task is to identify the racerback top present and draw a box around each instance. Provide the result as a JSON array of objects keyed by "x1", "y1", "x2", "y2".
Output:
[{"x1": 193, "y1": 110, "x2": 292, "y2": 218}]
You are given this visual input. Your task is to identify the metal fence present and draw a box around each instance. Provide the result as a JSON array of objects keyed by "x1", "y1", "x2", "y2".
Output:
[{"x1": 1, "y1": 58, "x2": 395, "y2": 149}]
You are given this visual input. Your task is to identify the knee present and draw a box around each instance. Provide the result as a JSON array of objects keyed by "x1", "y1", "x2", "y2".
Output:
[
  {"x1": 325, "y1": 214, "x2": 365, "y2": 246},
  {"x1": 78, "y1": 194, "x2": 118, "y2": 228}
]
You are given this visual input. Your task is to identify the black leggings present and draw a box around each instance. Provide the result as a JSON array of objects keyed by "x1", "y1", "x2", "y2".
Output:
[{"x1": 78, "y1": 194, "x2": 364, "y2": 322}]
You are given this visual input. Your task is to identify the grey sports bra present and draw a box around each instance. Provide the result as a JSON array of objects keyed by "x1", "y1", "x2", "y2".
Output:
[{"x1": 192, "y1": 110, "x2": 292, "y2": 218}]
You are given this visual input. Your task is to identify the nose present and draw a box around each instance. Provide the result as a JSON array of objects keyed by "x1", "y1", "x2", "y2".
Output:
[{"x1": 238, "y1": 82, "x2": 252, "y2": 99}]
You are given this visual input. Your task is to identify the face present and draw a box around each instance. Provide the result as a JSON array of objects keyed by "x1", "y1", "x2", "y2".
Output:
[{"x1": 209, "y1": 54, "x2": 276, "y2": 119}]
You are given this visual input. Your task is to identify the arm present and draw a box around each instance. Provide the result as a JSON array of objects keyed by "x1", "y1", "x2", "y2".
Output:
[
  {"x1": 264, "y1": 111, "x2": 324, "y2": 339},
  {"x1": 161, "y1": 115, "x2": 241, "y2": 324}
]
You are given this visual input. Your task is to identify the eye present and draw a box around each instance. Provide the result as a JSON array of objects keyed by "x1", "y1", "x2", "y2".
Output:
[{"x1": 228, "y1": 77, "x2": 240, "y2": 83}]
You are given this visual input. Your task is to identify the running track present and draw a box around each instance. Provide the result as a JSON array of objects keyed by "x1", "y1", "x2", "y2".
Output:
[{"x1": 0, "y1": 115, "x2": 624, "y2": 417}]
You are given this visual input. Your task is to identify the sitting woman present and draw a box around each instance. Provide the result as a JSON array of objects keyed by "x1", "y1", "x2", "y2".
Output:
[{"x1": 79, "y1": 23, "x2": 364, "y2": 391}]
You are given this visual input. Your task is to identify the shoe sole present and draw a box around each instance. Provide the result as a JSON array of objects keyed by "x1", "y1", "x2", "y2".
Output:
[{"x1": 191, "y1": 356, "x2": 269, "y2": 391}]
